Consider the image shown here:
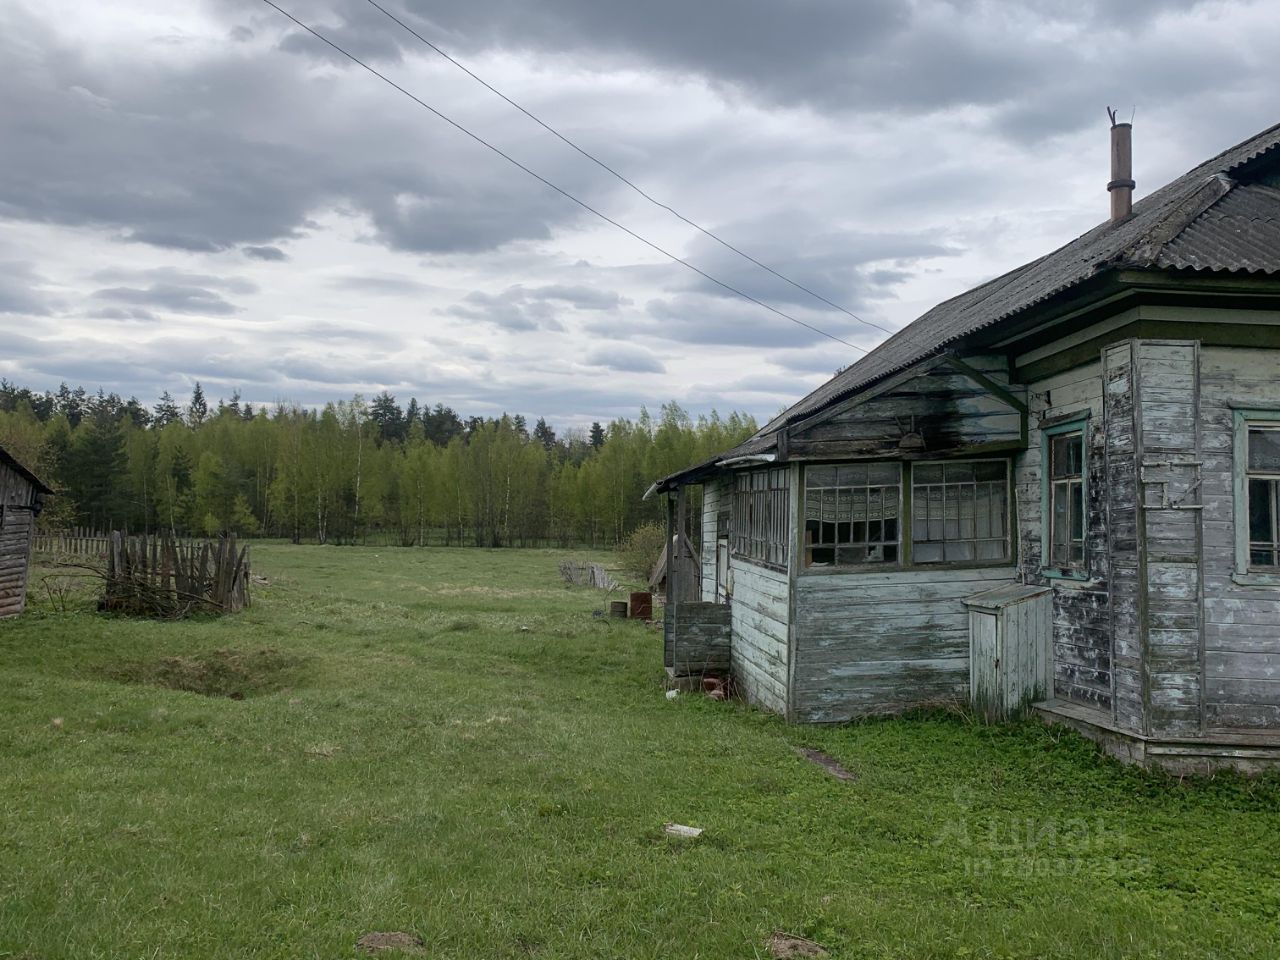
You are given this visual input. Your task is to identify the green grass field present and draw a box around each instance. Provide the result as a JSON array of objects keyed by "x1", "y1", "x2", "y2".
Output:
[{"x1": 2, "y1": 545, "x2": 1278, "y2": 959}]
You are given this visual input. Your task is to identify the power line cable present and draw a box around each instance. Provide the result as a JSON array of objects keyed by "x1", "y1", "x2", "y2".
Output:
[
  {"x1": 257, "y1": 0, "x2": 868, "y2": 352},
  {"x1": 363, "y1": 0, "x2": 895, "y2": 338}
]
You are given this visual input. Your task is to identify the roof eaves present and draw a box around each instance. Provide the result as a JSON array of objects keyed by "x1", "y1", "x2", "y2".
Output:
[{"x1": 0, "y1": 446, "x2": 53, "y2": 496}]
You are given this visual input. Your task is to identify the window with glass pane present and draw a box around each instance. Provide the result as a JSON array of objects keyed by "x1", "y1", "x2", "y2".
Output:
[
  {"x1": 803, "y1": 463, "x2": 900, "y2": 566},
  {"x1": 1247, "y1": 425, "x2": 1280, "y2": 569},
  {"x1": 733, "y1": 467, "x2": 789, "y2": 568},
  {"x1": 1046, "y1": 430, "x2": 1085, "y2": 571},
  {"x1": 911, "y1": 460, "x2": 1010, "y2": 563}
]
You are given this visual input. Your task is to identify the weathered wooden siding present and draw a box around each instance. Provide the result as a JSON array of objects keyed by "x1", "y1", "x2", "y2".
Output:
[
  {"x1": 700, "y1": 479, "x2": 724, "y2": 602},
  {"x1": 790, "y1": 566, "x2": 1016, "y2": 722},
  {"x1": 967, "y1": 587, "x2": 1053, "y2": 721},
  {"x1": 1017, "y1": 358, "x2": 1116, "y2": 713},
  {"x1": 665, "y1": 601, "x2": 732, "y2": 676},
  {"x1": 1199, "y1": 346, "x2": 1280, "y2": 729},
  {"x1": 1133, "y1": 341, "x2": 1203, "y2": 738},
  {"x1": 790, "y1": 355, "x2": 1024, "y2": 459},
  {"x1": 0, "y1": 460, "x2": 39, "y2": 619},
  {"x1": 728, "y1": 557, "x2": 790, "y2": 715}
]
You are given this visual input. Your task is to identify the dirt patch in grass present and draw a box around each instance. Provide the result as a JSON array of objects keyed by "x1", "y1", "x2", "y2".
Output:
[
  {"x1": 441, "y1": 618, "x2": 480, "y2": 633},
  {"x1": 101, "y1": 648, "x2": 303, "y2": 699},
  {"x1": 356, "y1": 931, "x2": 425, "y2": 954},
  {"x1": 766, "y1": 931, "x2": 828, "y2": 958}
]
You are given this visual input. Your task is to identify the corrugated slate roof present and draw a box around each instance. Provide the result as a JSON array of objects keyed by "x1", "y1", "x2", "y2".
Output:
[
  {"x1": 1157, "y1": 182, "x2": 1280, "y2": 273},
  {"x1": 657, "y1": 120, "x2": 1280, "y2": 488}
]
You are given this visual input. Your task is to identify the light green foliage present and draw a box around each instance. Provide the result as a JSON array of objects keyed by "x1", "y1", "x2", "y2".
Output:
[
  {"x1": 2, "y1": 546, "x2": 1278, "y2": 959},
  {"x1": 6, "y1": 381, "x2": 757, "y2": 547},
  {"x1": 617, "y1": 520, "x2": 668, "y2": 582}
]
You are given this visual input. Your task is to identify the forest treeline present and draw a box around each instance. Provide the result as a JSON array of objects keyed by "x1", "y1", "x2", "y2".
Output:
[{"x1": 0, "y1": 380, "x2": 757, "y2": 547}]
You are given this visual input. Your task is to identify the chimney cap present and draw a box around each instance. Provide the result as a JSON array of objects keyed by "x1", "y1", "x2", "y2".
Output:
[{"x1": 1106, "y1": 105, "x2": 1134, "y2": 128}]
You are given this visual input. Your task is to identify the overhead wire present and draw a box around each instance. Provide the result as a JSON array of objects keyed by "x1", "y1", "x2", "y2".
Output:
[
  {"x1": 362, "y1": 0, "x2": 895, "y2": 338},
  {"x1": 257, "y1": 0, "x2": 869, "y2": 352}
]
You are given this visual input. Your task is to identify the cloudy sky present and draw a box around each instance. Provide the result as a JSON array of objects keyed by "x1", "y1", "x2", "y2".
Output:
[{"x1": 2, "y1": 0, "x2": 1277, "y2": 430}]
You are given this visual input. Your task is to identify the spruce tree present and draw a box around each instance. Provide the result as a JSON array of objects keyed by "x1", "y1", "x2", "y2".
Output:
[
  {"x1": 187, "y1": 382, "x2": 208, "y2": 427},
  {"x1": 153, "y1": 391, "x2": 182, "y2": 427}
]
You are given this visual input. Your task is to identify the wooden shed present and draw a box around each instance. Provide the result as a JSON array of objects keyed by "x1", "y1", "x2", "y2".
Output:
[
  {"x1": 0, "y1": 445, "x2": 52, "y2": 618},
  {"x1": 653, "y1": 118, "x2": 1280, "y2": 773}
]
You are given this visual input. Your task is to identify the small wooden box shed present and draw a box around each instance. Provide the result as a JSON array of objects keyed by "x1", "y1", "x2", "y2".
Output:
[
  {"x1": 0, "y1": 445, "x2": 52, "y2": 618},
  {"x1": 963, "y1": 584, "x2": 1053, "y2": 721}
]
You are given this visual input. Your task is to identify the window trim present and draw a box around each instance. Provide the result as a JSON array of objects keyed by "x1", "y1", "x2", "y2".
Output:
[
  {"x1": 731, "y1": 465, "x2": 789, "y2": 570},
  {"x1": 1040, "y1": 417, "x2": 1089, "y2": 581},
  {"x1": 801, "y1": 462, "x2": 904, "y2": 570},
  {"x1": 798, "y1": 457, "x2": 1015, "y2": 573},
  {"x1": 1233, "y1": 408, "x2": 1280, "y2": 586},
  {"x1": 908, "y1": 458, "x2": 1014, "y2": 566}
]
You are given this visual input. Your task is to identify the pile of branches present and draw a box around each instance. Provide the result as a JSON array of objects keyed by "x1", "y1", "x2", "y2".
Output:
[{"x1": 94, "y1": 532, "x2": 252, "y2": 619}]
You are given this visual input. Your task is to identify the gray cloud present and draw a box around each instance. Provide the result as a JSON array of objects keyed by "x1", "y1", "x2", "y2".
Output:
[
  {"x1": 637, "y1": 293, "x2": 884, "y2": 352},
  {"x1": 90, "y1": 305, "x2": 159, "y2": 322},
  {"x1": 0, "y1": 261, "x2": 56, "y2": 315},
  {"x1": 92, "y1": 283, "x2": 242, "y2": 316},
  {"x1": 1, "y1": 0, "x2": 1275, "y2": 432},
  {"x1": 444, "y1": 282, "x2": 623, "y2": 331},
  {"x1": 328, "y1": 274, "x2": 432, "y2": 295},
  {"x1": 583, "y1": 344, "x2": 665, "y2": 374},
  {"x1": 243, "y1": 244, "x2": 288, "y2": 261}
]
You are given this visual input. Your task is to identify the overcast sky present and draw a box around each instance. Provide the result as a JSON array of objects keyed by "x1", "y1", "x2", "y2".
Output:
[{"x1": 2, "y1": 0, "x2": 1277, "y2": 430}]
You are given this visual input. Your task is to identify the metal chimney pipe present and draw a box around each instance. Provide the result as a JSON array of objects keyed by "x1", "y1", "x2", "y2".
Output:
[{"x1": 1107, "y1": 108, "x2": 1134, "y2": 221}]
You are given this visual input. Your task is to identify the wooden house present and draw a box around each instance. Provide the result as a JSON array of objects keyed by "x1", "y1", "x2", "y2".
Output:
[
  {"x1": 0, "y1": 445, "x2": 52, "y2": 618},
  {"x1": 654, "y1": 119, "x2": 1280, "y2": 772}
]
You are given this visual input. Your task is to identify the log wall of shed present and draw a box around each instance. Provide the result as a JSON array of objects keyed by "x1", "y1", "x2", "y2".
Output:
[{"x1": 0, "y1": 461, "x2": 38, "y2": 618}]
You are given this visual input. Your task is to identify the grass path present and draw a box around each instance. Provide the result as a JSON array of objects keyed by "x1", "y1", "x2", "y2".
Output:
[{"x1": 1, "y1": 544, "x2": 1278, "y2": 958}]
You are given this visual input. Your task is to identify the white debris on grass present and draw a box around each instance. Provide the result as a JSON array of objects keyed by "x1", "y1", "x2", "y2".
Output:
[{"x1": 662, "y1": 822, "x2": 703, "y2": 839}]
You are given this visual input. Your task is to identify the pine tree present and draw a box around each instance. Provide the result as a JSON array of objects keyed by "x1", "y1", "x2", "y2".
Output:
[{"x1": 589, "y1": 421, "x2": 605, "y2": 449}]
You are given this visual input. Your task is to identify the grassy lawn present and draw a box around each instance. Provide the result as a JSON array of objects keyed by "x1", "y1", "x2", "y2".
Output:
[{"x1": 2, "y1": 544, "x2": 1278, "y2": 959}]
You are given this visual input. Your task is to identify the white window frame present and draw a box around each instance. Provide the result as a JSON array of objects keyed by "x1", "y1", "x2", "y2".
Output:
[
  {"x1": 909, "y1": 459, "x2": 1013, "y2": 565},
  {"x1": 1040, "y1": 419, "x2": 1088, "y2": 580},
  {"x1": 1233, "y1": 409, "x2": 1280, "y2": 586}
]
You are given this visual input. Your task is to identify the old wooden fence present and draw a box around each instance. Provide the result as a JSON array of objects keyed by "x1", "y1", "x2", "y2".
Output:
[
  {"x1": 33, "y1": 527, "x2": 111, "y2": 558},
  {"x1": 103, "y1": 532, "x2": 251, "y2": 617}
]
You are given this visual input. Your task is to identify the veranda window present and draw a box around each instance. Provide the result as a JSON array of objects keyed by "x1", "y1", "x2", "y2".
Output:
[
  {"x1": 1247, "y1": 425, "x2": 1280, "y2": 569},
  {"x1": 733, "y1": 467, "x2": 789, "y2": 568},
  {"x1": 803, "y1": 463, "x2": 901, "y2": 566},
  {"x1": 911, "y1": 460, "x2": 1010, "y2": 563},
  {"x1": 1043, "y1": 425, "x2": 1086, "y2": 575}
]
